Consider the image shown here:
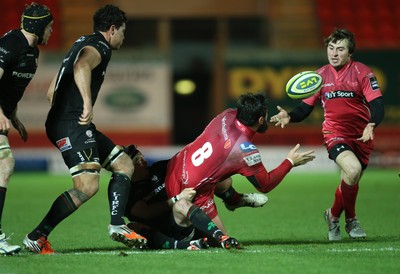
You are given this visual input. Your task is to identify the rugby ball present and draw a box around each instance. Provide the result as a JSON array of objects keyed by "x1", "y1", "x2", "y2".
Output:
[{"x1": 285, "y1": 71, "x2": 323, "y2": 99}]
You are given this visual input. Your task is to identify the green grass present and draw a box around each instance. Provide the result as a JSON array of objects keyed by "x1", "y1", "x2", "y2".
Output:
[{"x1": 1, "y1": 169, "x2": 399, "y2": 274}]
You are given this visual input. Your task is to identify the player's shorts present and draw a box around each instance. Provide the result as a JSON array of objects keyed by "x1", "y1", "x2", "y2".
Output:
[
  {"x1": 324, "y1": 133, "x2": 374, "y2": 170},
  {"x1": 45, "y1": 119, "x2": 116, "y2": 169}
]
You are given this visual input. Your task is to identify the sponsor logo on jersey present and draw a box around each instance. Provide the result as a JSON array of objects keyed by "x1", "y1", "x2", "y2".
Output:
[
  {"x1": 324, "y1": 90, "x2": 356, "y2": 99},
  {"x1": 143, "y1": 181, "x2": 165, "y2": 202},
  {"x1": 0, "y1": 47, "x2": 10, "y2": 55},
  {"x1": 86, "y1": 130, "x2": 93, "y2": 138},
  {"x1": 326, "y1": 136, "x2": 345, "y2": 147},
  {"x1": 98, "y1": 40, "x2": 110, "y2": 50},
  {"x1": 240, "y1": 142, "x2": 257, "y2": 152},
  {"x1": 224, "y1": 139, "x2": 231, "y2": 149},
  {"x1": 181, "y1": 150, "x2": 189, "y2": 184},
  {"x1": 200, "y1": 198, "x2": 215, "y2": 211},
  {"x1": 75, "y1": 36, "x2": 86, "y2": 43},
  {"x1": 368, "y1": 75, "x2": 380, "y2": 90},
  {"x1": 56, "y1": 137, "x2": 72, "y2": 152},
  {"x1": 11, "y1": 71, "x2": 35, "y2": 79},
  {"x1": 243, "y1": 153, "x2": 261, "y2": 166}
]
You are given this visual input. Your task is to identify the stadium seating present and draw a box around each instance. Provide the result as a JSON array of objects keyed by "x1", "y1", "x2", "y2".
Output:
[{"x1": 316, "y1": 0, "x2": 399, "y2": 49}]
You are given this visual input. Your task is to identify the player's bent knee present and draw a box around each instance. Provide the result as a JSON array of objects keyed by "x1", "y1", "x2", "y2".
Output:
[{"x1": 173, "y1": 199, "x2": 193, "y2": 216}]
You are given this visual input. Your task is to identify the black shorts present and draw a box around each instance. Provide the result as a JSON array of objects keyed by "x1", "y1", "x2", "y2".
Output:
[{"x1": 46, "y1": 119, "x2": 116, "y2": 169}]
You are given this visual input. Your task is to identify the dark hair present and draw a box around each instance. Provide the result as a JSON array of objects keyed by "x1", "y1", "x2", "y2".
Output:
[
  {"x1": 236, "y1": 92, "x2": 268, "y2": 126},
  {"x1": 93, "y1": 5, "x2": 127, "y2": 32},
  {"x1": 324, "y1": 28, "x2": 356, "y2": 54}
]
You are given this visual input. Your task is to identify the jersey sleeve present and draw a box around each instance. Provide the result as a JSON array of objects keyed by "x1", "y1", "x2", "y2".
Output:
[
  {"x1": 247, "y1": 159, "x2": 293, "y2": 193},
  {"x1": 0, "y1": 37, "x2": 15, "y2": 70},
  {"x1": 361, "y1": 70, "x2": 383, "y2": 102}
]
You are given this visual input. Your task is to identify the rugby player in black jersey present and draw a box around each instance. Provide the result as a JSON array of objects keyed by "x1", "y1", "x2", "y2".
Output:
[
  {"x1": 23, "y1": 5, "x2": 146, "y2": 254},
  {"x1": 0, "y1": 2, "x2": 53, "y2": 255}
]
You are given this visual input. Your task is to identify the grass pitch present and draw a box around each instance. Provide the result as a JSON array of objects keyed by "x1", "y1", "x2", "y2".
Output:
[{"x1": 1, "y1": 169, "x2": 399, "y2": 274}]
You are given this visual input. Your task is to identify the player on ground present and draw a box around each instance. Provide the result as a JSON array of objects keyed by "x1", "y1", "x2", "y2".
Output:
[
  {"x1": 123, "y1": 145, "x2": 267, "y2": 250},
  {"x1": 163, "y1": 92, "x2": 315, "y2": 249},
  {"x1": 0, "y1": 2, "x2": 53, "y2": 255},
  {"x1": 23, "y1": 5, "x2": 146, "y2": 254},
  {"x1": 270, "y1": 28, "x2": 384, "y2": 241}
]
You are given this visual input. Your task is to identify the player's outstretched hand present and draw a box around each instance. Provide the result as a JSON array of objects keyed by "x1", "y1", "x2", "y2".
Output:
[
  {"x1": 287, "y1": 144, "x2": 315, "y2": 167},
  {"x1": 270, "y1": 106, "x2": 290, "y2": 128}
]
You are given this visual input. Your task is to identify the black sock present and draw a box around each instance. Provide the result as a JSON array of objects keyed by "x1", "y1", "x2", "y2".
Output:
[
  {"x1": 215, "y1": 186, "x2": 241, "y2": 205},
  {"x1": 0, "y1": 187, "x2": 6, "y2": 234},
  {"x1": 28, "y1": 191, "x2": 77, "y2": 240},
  {"x1": 146, "y1": 229, "x2": 192, "y2": 249},
  {"x1": 187, "y1": 205, "x2": 224, "y2": 242},
  {"x1": 108, "y1": 173, "x2": 131, "y2": 225}
]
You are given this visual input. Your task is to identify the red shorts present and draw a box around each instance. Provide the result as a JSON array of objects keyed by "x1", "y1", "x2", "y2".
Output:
[{"x1": 324, "y1": 133, "x2": 374, "y2": 168}]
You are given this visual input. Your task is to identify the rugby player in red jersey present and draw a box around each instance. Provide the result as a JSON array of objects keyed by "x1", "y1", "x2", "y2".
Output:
[
  {"x1": 270, "y1": 28, "x2": 384, "y2": 241},
  {"x1": 162, "y1": 92, "x2": 315, "y2": 249}
]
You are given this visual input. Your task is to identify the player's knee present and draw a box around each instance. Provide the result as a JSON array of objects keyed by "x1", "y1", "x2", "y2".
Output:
[
  {"x1": 70, "y1": 162, "x2": 101, "y2": 196},
  {"x1": 106, "y1": 147, "x2": 134, "y2": 177},
  {"x1": 0, "y1": 148, "x2": 15, "y2": 185},
  {"x1": 344, "y1": 163, "x2": 362, "y2": 184},
  {"x1": 173, "y1": 199, "x2": 192, "y2": 216}
]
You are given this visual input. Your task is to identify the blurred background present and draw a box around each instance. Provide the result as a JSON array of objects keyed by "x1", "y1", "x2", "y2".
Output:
[{"x1": 1, "y1": 0, "x2": 399, "y2": 172}]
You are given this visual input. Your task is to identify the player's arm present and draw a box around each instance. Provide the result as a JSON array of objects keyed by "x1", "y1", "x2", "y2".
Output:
[
  {"x1": 358, "y1": 97, "x2": 384, "y2": 142},
  {"x1": 0, "y1": 68, "x2": 11, "y2": 134},
  {"x1": 246, "y1": 144, "x2": 315, "y2": 193},
  {"x1": 270, "y1": 102, "x2": 313, "y2": 128},
  {"x1": 73, "y1": 46, "x2": 101, "y2": 125},
  {"x1": 47, "y1": 72, "x2": 58, "y2": 104},
  {"x1": 10, "y1": 107, "x2": 28, "y2": 142}
]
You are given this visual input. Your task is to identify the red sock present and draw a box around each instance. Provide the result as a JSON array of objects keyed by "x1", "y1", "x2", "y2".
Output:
[
  {"x1": 340, "y1": 180, "x2": 359, "y2": 220},
  {"x1": 330, "y1": 185, "x2": 343, "y2": 218}
]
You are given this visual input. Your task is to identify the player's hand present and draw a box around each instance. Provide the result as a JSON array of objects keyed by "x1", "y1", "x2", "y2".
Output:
[
  {"x1": 287, "y1": 144, "x2": 315, "y2": 167},
  {"x1": 270, "y1": 106, "x2": 290, "y2": 128},
  {"x1": 11, "y1": 116, "x2": 28, "y2": 142},
  {"x1": 79, "y1": 103, "x2": 93, "y2": 125},
  {"x1": 357, "y1": 123, "x2": 375, "y2": 142},
  {"x1": 0, "y1": 115, "x2": 10, "y2": 135},
  {"x1": 179, "y1": 188, "x2": 196, "y2": 202}
]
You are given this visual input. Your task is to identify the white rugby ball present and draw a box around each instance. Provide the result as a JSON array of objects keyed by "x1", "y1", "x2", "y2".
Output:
[{"x1": 285, "y1": 71, "x2": 323, "y2": 99}]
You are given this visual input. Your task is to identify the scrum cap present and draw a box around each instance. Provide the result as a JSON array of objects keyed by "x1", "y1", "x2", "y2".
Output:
[{"x1": 21, "y1": 2, "x2": 53, "y2": 44}]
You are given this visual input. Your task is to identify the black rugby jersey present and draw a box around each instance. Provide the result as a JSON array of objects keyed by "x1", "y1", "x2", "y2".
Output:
[
  {"x1": 0, "y1": 30, "x2": 39, "y2": 118},
  {"x1": 48, "y1": 31, "x2": 111, "y2": 120}
]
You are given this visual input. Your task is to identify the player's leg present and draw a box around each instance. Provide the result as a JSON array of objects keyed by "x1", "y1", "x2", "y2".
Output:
[
  {"x1": 98, "y1": 132, "x2": 146, "y2": 248},
  {"x1": 173, "y1": 199, "x2": 240, "y2": 249},
  {"x1": 215, "y1": 177, "x2": 268, "y2": 211},
  {"x1": 23, "y1": 121, "x2": 101, "y2": 254},
  {"x1": 336, "y1": 142, "x2": 370, "y2": 239},
  {"x1": 0, "y1": 135, "x2": 21, "y2": 255},
  {"x1": 327, "y1": 141, "x2": 367, "y2": 240}
]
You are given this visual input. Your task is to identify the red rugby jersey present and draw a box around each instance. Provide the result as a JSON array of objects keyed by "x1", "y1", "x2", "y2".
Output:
[
  {"x1": 165, "y1": 109, "x2": 291, "y2": 218},
  {"x1": 303, "y1": 60, "x2": 383, "y2": 137}
]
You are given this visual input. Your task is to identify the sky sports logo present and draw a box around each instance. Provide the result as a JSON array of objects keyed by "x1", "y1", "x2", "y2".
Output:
[{"x1": 324, "y1": 90, "x2": 356, "y2": 99}]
